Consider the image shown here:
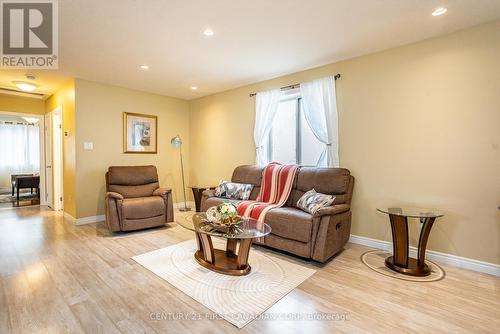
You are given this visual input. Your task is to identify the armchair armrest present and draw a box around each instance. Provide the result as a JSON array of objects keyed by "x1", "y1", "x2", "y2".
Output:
[
  {"x1": 202, "y1": 189, "x2": 216, "y2": 199},
  {"x1": 153, "y1": 187, "x2": 172, "y2": 197},
  {"x1": 106, "y1": 191, "x2": 124, "y2": 200},
  {"x1": 105, "y1": 192, "x2": 123, "y2": 232},
  {"x1": 313, "y1": 204, "x2": 350, "y2": 217},
  {"x1": 153, "y1": 187, "x2": 174, "y2": 223}
]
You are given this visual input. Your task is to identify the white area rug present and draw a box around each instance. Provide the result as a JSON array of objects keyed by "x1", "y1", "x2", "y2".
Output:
[{"x1": 132, "y1": 239, "x2": 316, "y2": 328}]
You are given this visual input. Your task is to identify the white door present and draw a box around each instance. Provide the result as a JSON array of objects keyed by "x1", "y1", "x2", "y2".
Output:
[
  {"x1": 52, "y1": 108, "x2": 63, "y2": 211},
  {"x1": 44, "y1": 113, "x2": 53, "y2": 208}
]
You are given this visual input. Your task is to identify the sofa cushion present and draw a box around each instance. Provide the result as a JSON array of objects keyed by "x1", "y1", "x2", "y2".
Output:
[
  {"x1": 231, "y1": 165, "x2": 262, "y2": 186},
  {"x1": 288, "y1": 167, "x2": 351, "y2": 206},
  {"x1": 265, "y1": 207, "x2": 313, "y2": 243},
  {"x1": 107, "y1": 165, "x2": 160, "y2": 198},
  {"x1": 108, "y1": 165, "x2": 158, "y2": 185},
  {"x1": 109, "y1": 183, "x2": 159, "y2": 198},
  {"x1": 231, "y1": 165, "x2": 263, "y2": 200},
  {"x1": 122, "y1": 196, "x2": 165, "y2": 219}
]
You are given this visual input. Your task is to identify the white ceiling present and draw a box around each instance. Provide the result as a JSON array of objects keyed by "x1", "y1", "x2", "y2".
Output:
[{"x1": 1, "y1": 0, "x2": 500, "y2": 100}]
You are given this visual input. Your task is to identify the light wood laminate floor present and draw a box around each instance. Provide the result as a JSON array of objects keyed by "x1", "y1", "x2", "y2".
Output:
[{"x1": 0, "y1": 206, "x2": 498, "y2": 333}]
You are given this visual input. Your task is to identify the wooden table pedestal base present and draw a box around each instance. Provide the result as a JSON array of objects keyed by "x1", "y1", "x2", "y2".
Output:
[
  {"x1": 194, "y1": 232, "x2": 253, "y2": 276},
  {"x1": 386, "y1": 214, "x2": 436, "y2": 277}
]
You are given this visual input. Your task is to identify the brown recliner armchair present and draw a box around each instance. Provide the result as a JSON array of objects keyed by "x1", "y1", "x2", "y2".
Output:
[{"x1": 105, "y1": 165, "x2": 174, "y2": 232}]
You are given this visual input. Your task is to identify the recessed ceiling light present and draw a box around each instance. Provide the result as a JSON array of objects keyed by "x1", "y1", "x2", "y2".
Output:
[
  {"x1": 190, "y1": 86, "x2": 198, "y2": 90},
  {"x1": 432, "y1": 7, "x2": 447, "y2": 16},
  {"x1": 203, "y1": 28, "x2": 214, "y2": 36},
  {"x1": 13, "y1": 81, "x2": 38, "y2": 92},
  {"x1": 140, "y1": 65, "x2": 149, "y2": 69}
]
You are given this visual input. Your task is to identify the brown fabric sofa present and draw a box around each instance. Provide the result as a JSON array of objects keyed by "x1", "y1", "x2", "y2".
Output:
[
  {"x1": 105, "y1": 165, "x2": 174, "y2": 232},
  {"x1": 201, "y1": 165, "x2": 354, "y2": 262}
]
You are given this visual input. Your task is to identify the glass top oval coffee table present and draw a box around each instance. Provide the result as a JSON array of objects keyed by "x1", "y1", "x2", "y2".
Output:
[
  {"x1": 377, "y1": 207, "x2": 444, "y2": 276},
  {"x1": 177, "y1": 213, "x2": 271, "y2": 276}
]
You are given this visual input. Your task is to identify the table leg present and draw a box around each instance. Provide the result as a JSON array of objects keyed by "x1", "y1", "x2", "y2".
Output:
[
  {"x1": 195, "y1": 232, "x2": 202, "y2": 252},
  {"x1": 196, "y1": 232, "x2": 214, "y2": 264},
  {"x1": 237, "y1": 239, "x2": 252, "y2": 269},
  {"x1": 192, "y1": 188, "x2": 203, "y2": 212},
  {"x1": 17, "y1": 187, "x2": 20, "y2": 201},
  {"x1": 226, "y1": 238, "x2": 237, "y2": 257},
  {"x1": 388, "y1": 214, "x2": 409, "y2": 267},
  {"x1": 417, "y1": 217, "x2": 435, "y2": 267}
]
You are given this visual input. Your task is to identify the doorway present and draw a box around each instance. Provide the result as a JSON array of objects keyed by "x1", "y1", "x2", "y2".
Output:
[{"x1": 0, "y1": 111, "x2": 45, "y2": 208}]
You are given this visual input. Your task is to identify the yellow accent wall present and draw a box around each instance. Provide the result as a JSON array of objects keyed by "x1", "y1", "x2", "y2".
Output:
[
  {"x1": 0, "y1": 94, "x2": 45, "y2": 114},
  {"x1": 189, "y1": 21, "x2": 500, "y2": 264},
  {"x1": 45, "y1": 81, "x2": 77, "y2": 218},
  {"x1": 74, "y1": 79, "x2": 190, "y2": 218}
]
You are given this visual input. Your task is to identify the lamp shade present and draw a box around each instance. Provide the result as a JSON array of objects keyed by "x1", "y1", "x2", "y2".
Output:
[{"x1": 170, "y1": 135, "x2": 182, "y2": 147}]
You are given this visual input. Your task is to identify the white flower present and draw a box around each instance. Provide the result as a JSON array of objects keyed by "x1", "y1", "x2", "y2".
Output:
[{"x1": 219, "y1": 202, "x2": 237, "y2": 215}]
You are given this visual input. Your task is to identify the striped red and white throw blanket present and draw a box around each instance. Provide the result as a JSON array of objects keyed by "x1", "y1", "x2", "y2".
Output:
[{"x1": 237, "y1": 162, "x2": 299, "y2": 240}]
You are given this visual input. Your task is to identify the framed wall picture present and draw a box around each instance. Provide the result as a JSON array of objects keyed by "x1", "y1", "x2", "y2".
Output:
[{"x1": 123, "y1": 112, "x2": 158, "y2": 153}]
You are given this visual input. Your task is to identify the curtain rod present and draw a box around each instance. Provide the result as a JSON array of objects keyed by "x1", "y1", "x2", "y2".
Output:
[
  {"x1": 249, "y1": 73, "x2": 341, "y2": 97},
  {"x1": 0, "y1": 121, "x2": 37, "y2": 126}
]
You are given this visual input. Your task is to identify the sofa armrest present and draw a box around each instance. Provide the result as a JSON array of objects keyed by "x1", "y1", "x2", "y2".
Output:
[
  {"x1": 313, "y1": 204, "x2": 350, "y2": 217},
  {"x1": 202, "y1": 189, "x2": 216, "y2": 199},
  {"x1": 153, "y1": 187, "x2": 172, "y2": 197},
  {"x1": 106, "y1": 191, "x2": 124, "y2": 200},
  {"x1": 312, "y1": 210, "x2": 352, "y2": 262}
]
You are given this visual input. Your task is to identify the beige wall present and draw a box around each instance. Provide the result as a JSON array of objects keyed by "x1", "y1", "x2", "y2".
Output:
[
  {"x1": 189, "y1": 21, "x2": 500, "y2": 264},
  {"x1": 74, "y1": 79, "x2": 190, "y2": 218},
  {"x1": 0, "y1": 94, "x2": 45, "y2": 114},
  {"x1": 45, "y1": 80, "x2": 77, "y2": 217}
]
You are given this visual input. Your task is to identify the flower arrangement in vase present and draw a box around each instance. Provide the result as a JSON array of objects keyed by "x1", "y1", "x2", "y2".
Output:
[{"x1": 206, "y1": 201, "x2": 239, "y2": 226}]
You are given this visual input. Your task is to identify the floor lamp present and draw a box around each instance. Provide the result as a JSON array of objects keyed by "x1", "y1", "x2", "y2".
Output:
[{"x1": 170, "y1": 135, "x2": 191, "y2": 211}]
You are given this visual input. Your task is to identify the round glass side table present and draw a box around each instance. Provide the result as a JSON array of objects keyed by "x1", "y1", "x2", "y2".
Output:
[{"x1": 377, "y1": 207, "x2": 444, "y2": 276}]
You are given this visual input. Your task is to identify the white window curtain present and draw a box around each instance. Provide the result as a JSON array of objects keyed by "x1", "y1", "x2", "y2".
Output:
[
  {"x1": 300, "y1": 76, "x2": 339, "y2": 167},
  {"x1": 0, "y1": 123, "x2": 40, "y2": 188},
  {"x1": 254, "y1": 89, "x2": 281, "y2": 166}
]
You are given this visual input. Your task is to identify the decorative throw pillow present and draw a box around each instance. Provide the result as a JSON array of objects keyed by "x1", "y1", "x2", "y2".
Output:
[
  {"x1": 297, "y1": 189, "x2": 335, "y2": 215},
  {"x1": 215, "y1": 181, "x2": 253, "y2": 200}
]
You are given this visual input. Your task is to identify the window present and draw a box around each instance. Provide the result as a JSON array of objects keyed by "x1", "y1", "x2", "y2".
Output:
[{"x1": 269, "y1": 91, "x2": 324, "y2": 166}]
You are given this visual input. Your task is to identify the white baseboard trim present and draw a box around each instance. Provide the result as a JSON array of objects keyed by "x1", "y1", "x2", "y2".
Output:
[
  {"x1": 349, "y1": 234, "x2": 500, "y2": 277},
  {"x1": 63, "y1": 212, "x2": 105, "y2": 225},
  {"x1": 174, "y1": 201, "x2": 195, "y2": 210},
  {"x1": 75, "y1": 215, "x2": 105, "y2": 225}
]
